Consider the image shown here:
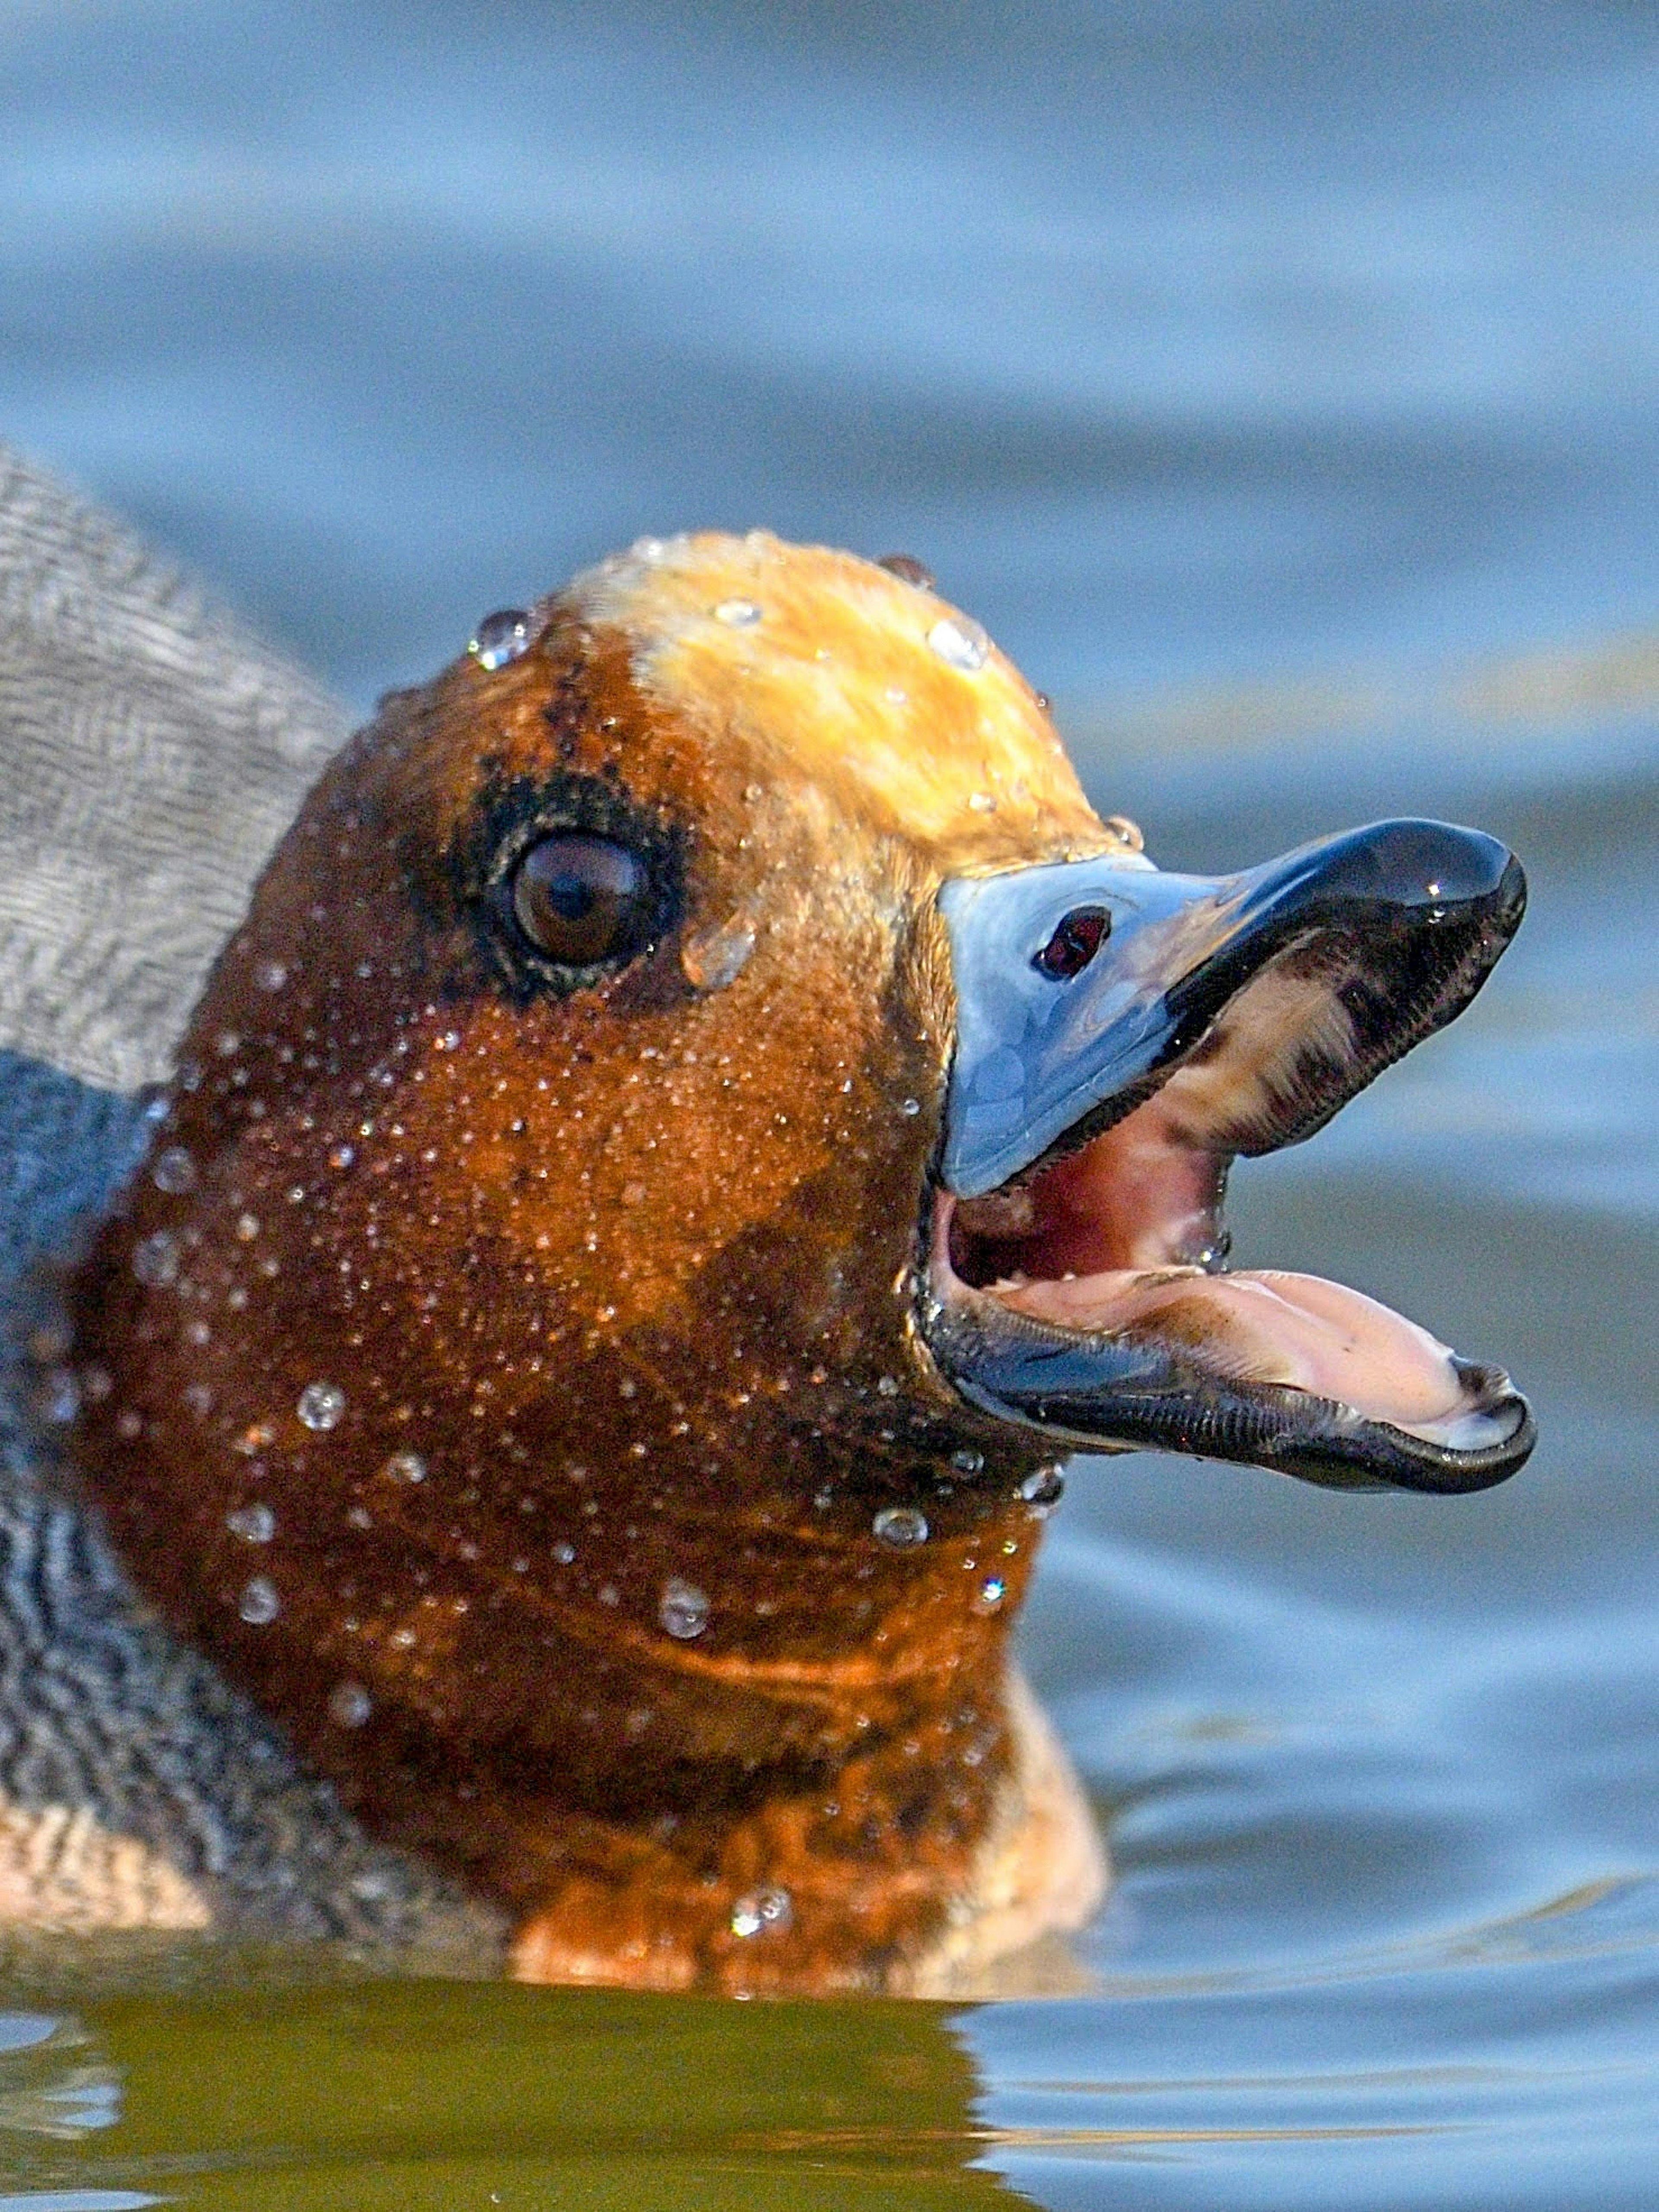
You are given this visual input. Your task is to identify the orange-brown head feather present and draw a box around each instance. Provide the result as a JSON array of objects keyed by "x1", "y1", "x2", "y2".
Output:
[{"x1": 70, "y1": 535, "x2": 1114, "y2": 1991}]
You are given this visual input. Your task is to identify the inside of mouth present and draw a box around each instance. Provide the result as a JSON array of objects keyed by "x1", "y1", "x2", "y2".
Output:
[{"x1": 945, "y1": 1066, "x2": 1496, "y2": 1451}]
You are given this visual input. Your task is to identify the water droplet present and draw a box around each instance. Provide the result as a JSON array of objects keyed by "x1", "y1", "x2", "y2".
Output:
[
  {"x1": 151, "y1": 1145, "x2": 196, "y2": 1194},
  {"x1": 1019, "y1": 1465, "x2": 1065, "y2": 1510},
  {"x1": 900, "y1": 1097, "x2": 921, "y2": 1117},
  {"x1": 297, "y1": 1381, "x2": 346, "y2": 1431},
  {"x1": 974, "y1": 1577, "x2": 1006, "y2": 1612},
  {"x1": 876, "y1": 1374, "x2": 900, "y2": 1397},
  {"x1": 254, "y1": 958, "x2": 289, "y2": 992},
  {"x1": 132, "y1": 1231, "x2": 179, "y2": 1287},
  {"x1": 876, "y1": 553, "x2": 936, "y2": 589},
  {"x1": 1102, "y1": 815, "x2": 1145, "y2": 853},
  {"x1": 382, "y1": 1449, "x2": 426, "y2": 1484},
  {"x1": 235, "y1": 1212, "x2": 260, "y2": 1241},
  {"x1": 238, "y1": 1575, "x2": 280, "y2": 1625},
  {"x1": 553, "y1": 1540, "x2": 576, "y2": 1565},
  {"x1": 631, "y1": 535, "x2": 667, "y2": 564},
  {"x1": 968, "y1": 791, "x2": 997, "y2": 813},
  {"x1": 215, "y1": 1030, "x2": 241, "y2": 1058},
  {"x1": 927, "y1": 615, "x2": 988, "y2": 672},
  {"x1": 227, "y1": 1503, "x2": 275, "y2": 1543},
  {"x1": 950, "y1": 1448, "x2": 985, "y2": 1476},
  {"x1": 730, "y1": 1886, "x2": 794, "y2": 1939},
  {"x1": 33, "y1": 1367, "x2": 79, "y2": 1425},
  {"x1": 329, "y1": 1679, "x2": 372, "y2": 1728},
  {"x1": 328, "y1": 1143, "x2": 356, "y2": 1170},
  {"x1": 873, "y1": 1506, "x2": 929, "y2": 1549},
  {"x1": 658, "y1": 1577, "x2": 709, "y2": 1639},
  {"x1": 713, "y1": 598, "x2": 762, "y2": 626},
  {"x1": 680, "y1": 915, "x2": 756, "y2": 992},
  {"x1": 468, "y1": 609, "x2": 532, "y2": 670}
]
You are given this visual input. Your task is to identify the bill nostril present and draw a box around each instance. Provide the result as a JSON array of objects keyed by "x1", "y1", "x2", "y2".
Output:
[{"x1": 1033, "y1": 906, "x2": 1110, "y2": 981}]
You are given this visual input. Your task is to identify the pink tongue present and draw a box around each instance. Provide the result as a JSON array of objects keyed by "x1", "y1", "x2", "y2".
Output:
[{"x1": 994, "y1": 1266, "x2": 1466, "y2": 1431}]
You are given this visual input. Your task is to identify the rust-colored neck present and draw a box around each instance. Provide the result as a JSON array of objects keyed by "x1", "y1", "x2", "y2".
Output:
[{"x1": 69, "y1": 609, "x2": 1071, "y2": 1990}]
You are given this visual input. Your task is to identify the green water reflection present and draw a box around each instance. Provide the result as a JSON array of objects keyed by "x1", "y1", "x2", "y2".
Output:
[{"x1": 0, "y1": 1968, "x2": 1013, "y2": 2212}]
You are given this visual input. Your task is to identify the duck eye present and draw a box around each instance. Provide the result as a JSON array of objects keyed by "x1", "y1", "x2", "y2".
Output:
[
  {"x1": 509, "y1": 834, "x2": 652, "y2": 966},
  {"x1": 1033, "y1": 906, "x2": 1110, "y2": 980}
]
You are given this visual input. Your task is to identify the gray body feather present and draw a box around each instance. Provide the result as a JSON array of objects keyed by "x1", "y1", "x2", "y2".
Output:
[{"x1": 0, "y1": 443, "x2": 503, "y2": 1962}]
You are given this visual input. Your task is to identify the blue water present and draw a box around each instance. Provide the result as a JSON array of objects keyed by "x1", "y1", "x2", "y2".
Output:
[{"x1": 3, "y1": 3, "x2": 1658, "y2": 2205}]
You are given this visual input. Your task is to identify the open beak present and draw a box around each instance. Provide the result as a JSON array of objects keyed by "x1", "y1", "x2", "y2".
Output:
[{"x1": 922, "y1": 819, "x2": 1535, "y2": 1494}]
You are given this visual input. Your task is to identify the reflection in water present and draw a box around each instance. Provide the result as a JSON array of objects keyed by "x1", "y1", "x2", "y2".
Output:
[
  {"x1": 0, "y1": 1979, "x2": 1015, "y2": 2212},
  {"x1": 3, "y1": 0, "x2": 1659, "y2": 2203}
]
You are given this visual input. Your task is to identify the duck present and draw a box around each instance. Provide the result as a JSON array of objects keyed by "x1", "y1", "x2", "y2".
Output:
[{"x1": 0, "y1": 447, "x2": 1533, "y2": 1993}]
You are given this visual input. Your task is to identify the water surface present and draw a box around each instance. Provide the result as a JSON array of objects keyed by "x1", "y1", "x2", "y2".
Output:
[{"x1": 2, "y1": 2, "x2": 1657, "y2": 2204}]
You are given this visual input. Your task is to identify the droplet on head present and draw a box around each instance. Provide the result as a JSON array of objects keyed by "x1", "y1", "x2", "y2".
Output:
[
  {"x1": 1019, "y1": 1465, "x2": 1065, "y2": 1511},
  {"x1": 873, "y1": 1505, "x2": 929, "y2": 1549},
  {"x1": 1102, "y1": 815, "x2": 1145, "y2": 853},
  {"x1": 900, "y1": 1097, "x2": 921, "y2": 1117},
  {"x1": 468, "y1": 608, "x2": 533, "y2": 670},
  {"x1": 382, "y1": 1449, "x2": 426, "y2": 1484},
  {"x1": 254, "y1": 959, "x2": 289, "y2": 993},
  {"x1": 132, "y1": 1231, "x2": 179, "y2": 1287},
  {"x1": 950, "y1": 1448, "x2": 985, "y2": 1476},
  {"x1": 712, "y1": 598, "x2": 762, "y2": 627},
  {"x1": 329, "y1": 1679, "x2": 372, "y2": 1728},
  {"x1": 730, "y1": 1886, "x2": 794, "y2": 1939},
  {"x1": 927, "y1": 615, "x2": 989, "y2": 672},
  {"x1": 876, "y1": 553, "x2": 936, "y2": 589},
  {"x1": 226, "y1": 1502, "x2": 275, "y2": 1543},
  {"x1": 658, "y1": 1577, "x2": 710, "y2": 1640},
  {"x1": 151, "y1": 1146, "x2": 196, "y2": 1195},
  {"x1": 680, "y1": 915, "x2": 756, "y2": 992},
  {"x1": 238, "y1": 1575, "x2": 280, "y2": 1625},
  {"x1": 328, "y1": 1143, "x2": 356, "y2": 1171},
  {"x1": 973, "y1": 1576, "x2": 1006, "y2": 1612},
  {"x1": 631, "y1": 535, "x2": 667, "y2": 564},
  {"x1": 297, "y1": 1381, "x2": 346, "y2": 1431},
  {"x1": 234, "y1": 1212, "x2": 260, "y2": 1242}
]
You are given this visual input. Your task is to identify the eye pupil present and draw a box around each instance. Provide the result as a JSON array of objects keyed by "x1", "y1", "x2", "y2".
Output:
[
  {"x1": 1033, "y1": 905, "x2": 1110, "y2": 981},
  {"x1": 510, "y1": 835, "x2": 651, "y2": 966}
]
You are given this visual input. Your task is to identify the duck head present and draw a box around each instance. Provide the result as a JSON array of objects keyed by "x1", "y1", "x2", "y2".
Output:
[{"x1": 69, "y1": 533, "x2": 1531, "y2": 1993}]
